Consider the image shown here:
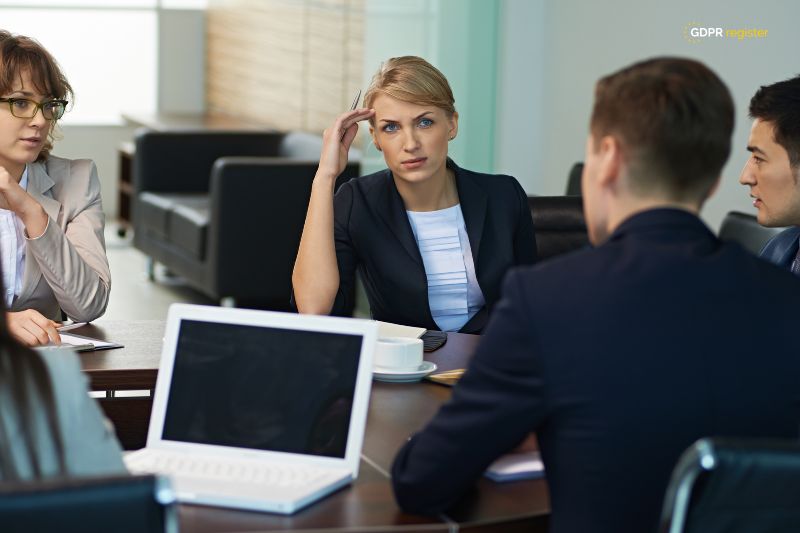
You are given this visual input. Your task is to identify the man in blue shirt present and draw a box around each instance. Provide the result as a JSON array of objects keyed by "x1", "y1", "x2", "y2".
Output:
[
  {"x1": 740, "y1": 75, "x2": 800, "y2": 273},
  {"x1": 391, "y1": 58, "x2": 800, "y2": 533}
]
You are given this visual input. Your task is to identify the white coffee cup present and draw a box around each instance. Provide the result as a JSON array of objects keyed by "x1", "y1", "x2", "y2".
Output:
[{"x1": 375, "y1": 337, "x2": 424, "y2": 372}]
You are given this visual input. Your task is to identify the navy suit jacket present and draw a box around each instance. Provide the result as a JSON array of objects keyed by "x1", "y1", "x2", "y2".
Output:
[
  {"x1": 328, "y1": 159, "x2": 537, "y2": 333},
  {"x1": 392, "y1": 208, "x2": 800, "y2": 533},
  {"x1": 760, "y1": 226, "x2": 800, "y2": 270}
]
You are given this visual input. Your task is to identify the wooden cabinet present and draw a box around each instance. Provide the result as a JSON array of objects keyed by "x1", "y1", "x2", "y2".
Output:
[{"x1": 116, "y1": 141, "x2": 135, "y2": 237}]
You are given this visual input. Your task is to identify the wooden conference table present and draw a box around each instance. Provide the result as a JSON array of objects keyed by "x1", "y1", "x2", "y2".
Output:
[{"x1": 76, "y1": 321, "x2": 550, "y2": 532}]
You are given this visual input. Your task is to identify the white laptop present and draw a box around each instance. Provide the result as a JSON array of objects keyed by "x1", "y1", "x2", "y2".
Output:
[{"x1": 125, "y1": 303, "x2": 377, "y2": 514}]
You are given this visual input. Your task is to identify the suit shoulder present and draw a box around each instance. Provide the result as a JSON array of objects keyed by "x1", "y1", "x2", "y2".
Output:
[
  {"x1": 341, "y1": 168, "x2": 392, "y2": 190},
  {"x1": 749, "y1": 245, "x2": 800, "y2": 284},
  {"x1": 505, "y1": 245, "x2": 599, "y2": 289},
  {"x1": 44, "y1": 156, "x2": 98, "y2": 184},
  {"x1": 335, "y1": 168, "x2": 393, "y2": 205},
  {"x1": 762, "y1": 226, "x2": 800, "y2": 250},
  {"x1": 37, "y1": 348, "x2": 87, "y2": 391},
  {"x1": 759, "y1": 226, "x2": 800, "y2": 264},
  {"x1": 506, "y1": 242, "x2": 635, "y2": 309}
]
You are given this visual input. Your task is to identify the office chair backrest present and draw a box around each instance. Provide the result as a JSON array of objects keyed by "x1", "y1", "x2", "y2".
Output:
[
  {"x1": 718, "y1": 211, "x2": 784, "y2": 256},
  {"x1": 133, "y1": 129, "x2": 283, "y2": 193},
  {"x1": 0, "y1": 474, "x2": 178, "y2": 533},
  {"x1": 566, "y1": 162, "x2": 583, "y2": 196},
  {"x1": 528, "y1": 195, "x2": 589, "y2": 261},
  {"x1": 660, "y1": 438, "x2": 800, "y2": 533}
]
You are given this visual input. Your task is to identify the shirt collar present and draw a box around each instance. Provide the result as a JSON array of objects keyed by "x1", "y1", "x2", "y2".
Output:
[{"x1": 19, "y1": 165, "x2": 29, "y2": 191}]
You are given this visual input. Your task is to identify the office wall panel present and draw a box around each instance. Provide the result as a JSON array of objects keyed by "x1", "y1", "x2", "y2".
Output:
[{"x1": 207, "y1": 0, "x2": 364, "y2": 132}]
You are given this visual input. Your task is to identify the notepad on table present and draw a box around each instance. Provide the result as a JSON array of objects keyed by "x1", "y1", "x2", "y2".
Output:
[
  {"x1": 376, "y1": 321, "x2": 426, "y2": 339},
  {"x1": 484, "y1": 451, "x2": 545, "y2": 483},
  {"x1": 425, "y1": 368, "x2": 465, "y2": 386},
  {"x1": 36, "y1": 332, "x2": 123, "y2": 352},
  {"x1": 376, "y1": 321, "x2": 448, "y2": 352}
]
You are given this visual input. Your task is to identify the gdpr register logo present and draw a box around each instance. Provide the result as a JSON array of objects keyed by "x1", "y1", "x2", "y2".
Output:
[{"x1": 683, "y1": 22, "x2": 768, "y2": 44}]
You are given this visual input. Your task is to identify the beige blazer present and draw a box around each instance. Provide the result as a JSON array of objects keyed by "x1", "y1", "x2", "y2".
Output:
[{"x1": 9, "y1": 156, "x2": 111, "y2": 322}]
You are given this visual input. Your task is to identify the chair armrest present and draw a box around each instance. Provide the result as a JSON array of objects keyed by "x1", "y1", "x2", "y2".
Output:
[
  {"x1": 205, "y1": 156, "x2": 360, "y2": 307},
  {"x1": 0, "y1": 474, "x2": 177, "y2": 533}
]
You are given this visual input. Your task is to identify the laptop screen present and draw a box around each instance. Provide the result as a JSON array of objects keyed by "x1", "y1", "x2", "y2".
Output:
[{"x1": 161, "y1": 319, "x2": 363, "y2": 459}]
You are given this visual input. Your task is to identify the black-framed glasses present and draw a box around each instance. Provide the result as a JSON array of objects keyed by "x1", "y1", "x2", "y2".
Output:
[{"x1": 0, "y1": 97, "x2": 67, "y2": 120}]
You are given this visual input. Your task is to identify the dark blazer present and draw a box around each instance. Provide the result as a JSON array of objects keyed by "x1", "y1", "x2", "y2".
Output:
[
  {"x1": 329, "y1": 159, "x2": 536, "y2": 333},
  {"x1": 760, "y1": 226, "x2": 800, "y2": 270},
  {"x1": 392, "y1": 209, "x2": 800, "y2": 533}
]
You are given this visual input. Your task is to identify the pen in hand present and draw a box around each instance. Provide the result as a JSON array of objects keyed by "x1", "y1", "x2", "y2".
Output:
[
  {"x1": 341, "y1": 89, "x2": 362, "y2": 140},
  {"x1": 57, "y1": 322, "x2": 87, "y2": 332}
]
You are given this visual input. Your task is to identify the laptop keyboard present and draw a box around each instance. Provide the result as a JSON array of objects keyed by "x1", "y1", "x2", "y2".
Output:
[{"x1": 127, "y1": 451, "x2": 333, "y2": 488}]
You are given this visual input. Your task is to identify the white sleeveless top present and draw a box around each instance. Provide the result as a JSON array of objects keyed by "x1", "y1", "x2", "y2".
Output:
[{"x1": 406, "y1": 204, "x2": 485, "y2": 331}]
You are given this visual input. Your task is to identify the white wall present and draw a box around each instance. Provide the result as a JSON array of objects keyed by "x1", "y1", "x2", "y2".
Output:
[
  {"x1": 496, "y1": 0, "x2": 800, "y2": 230},
  {"x1": 158, "y1": 9, "x2": 206, "y2": 114},
  {"x1": 51, "y1": 125, "x2": 138, "y2": 220},
  {"x1": 361, "y1": 0, "x2": 500, "y2": 175},
  {"x1": 494, "y1": 0, "x2": 546, "y2": 189},
  {"x1": 49, "y1": 8, "x2": 205, "y2": 220},
  {"x1": 361, "y1": 0, "x2": 442, "y2": 174}
]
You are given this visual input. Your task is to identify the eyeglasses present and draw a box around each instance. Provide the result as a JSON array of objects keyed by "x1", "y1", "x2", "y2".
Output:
[{"x1": 0, "y1": 97, "x2": 67, "y2": 120}]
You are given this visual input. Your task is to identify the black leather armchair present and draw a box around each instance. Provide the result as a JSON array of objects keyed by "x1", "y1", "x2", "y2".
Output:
[
  {"x1": 659, "y1": 438, "x2": 800, "y2": 533},
  {"x1": 528, "y1": 195, "x2": 590, "y2": 260},
  {"x1": 717, "y1": 211, "x2": 784, "y2": 256},
  {"x1": 0, "y1": 474, "x2": 177, "y2": 533},
  {"x1": 132, "y1": 129, "x2": 360, "y2": 309}
]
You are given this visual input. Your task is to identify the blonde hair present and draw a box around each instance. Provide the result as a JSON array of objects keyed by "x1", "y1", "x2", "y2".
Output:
[{"x1": 364, "y1": 56, "x2": 455, "y2": 123}]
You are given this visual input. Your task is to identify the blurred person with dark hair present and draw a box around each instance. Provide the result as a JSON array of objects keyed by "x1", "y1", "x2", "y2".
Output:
[{"x1": 0, "y1": 260, "x2": 124, "y2": 481}]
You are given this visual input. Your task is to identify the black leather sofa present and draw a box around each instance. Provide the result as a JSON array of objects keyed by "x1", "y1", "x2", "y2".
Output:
[{"x1": 132, "y1": 129, "x2": 359, "y2": 309}]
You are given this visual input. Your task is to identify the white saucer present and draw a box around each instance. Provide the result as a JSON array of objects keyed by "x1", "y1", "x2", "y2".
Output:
[{"x1": 373, "y1": 361, "x2": 438, "y2": 383}]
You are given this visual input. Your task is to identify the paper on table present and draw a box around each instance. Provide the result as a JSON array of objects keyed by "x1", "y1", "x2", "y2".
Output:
[
  {"x1": 58, "y1": 332, "x2": 122, "y2": 351},
  {"x1": 484, "y1": 451, "x2": 545, "y2": 483},
  {"x1": 35, "y1": 331, "x2": 123, "y2": 353},
  {"x1": 425, "y1": 368, "x2": 465, "y2": 386},
  {"x1": 35, "y1": 342, "x2": 95, "y2": 353},
  {"x1": 376, "y1": 321, "x2": 426, "y2": 339}
]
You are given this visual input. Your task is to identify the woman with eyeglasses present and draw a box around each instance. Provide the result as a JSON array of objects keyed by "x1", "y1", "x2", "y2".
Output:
[
  {"x1": 0, "y1": 30, "x2": 110, "y2": 346},
  {"x1": 293, "y1": 56, "x2": 537, "y2": 333}
]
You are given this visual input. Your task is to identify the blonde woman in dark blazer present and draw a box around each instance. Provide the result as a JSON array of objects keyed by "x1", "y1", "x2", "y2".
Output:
[
  {"x1": 293, "y1": 56, "x2": 536, "y2": 333},
  {"x1": 0, "y1": 31, "x2": 110, "y2": 346}
]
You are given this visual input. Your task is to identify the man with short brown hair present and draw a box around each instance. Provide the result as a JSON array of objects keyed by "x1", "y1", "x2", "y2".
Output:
[
  {"x1": 740, "y1": 74, "x2": 800, "y2": 273},
  {"x1": 391, "y1": 58, "x2": 800, "y2": 533}
]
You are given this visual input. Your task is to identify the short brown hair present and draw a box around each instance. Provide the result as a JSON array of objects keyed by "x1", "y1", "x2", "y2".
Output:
[
  {"x1": 364, "y1": 56, "x2": 455, "y2": 124},
  {"x1": 749, "y1": 75, "x2": 800, "y2": 172},
  {"x1": 0, "y1": 30, "x2": 72, "y2": 161},
  {"x1": 590, "y1": 57, "x2": 734, "y2": 203}
]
